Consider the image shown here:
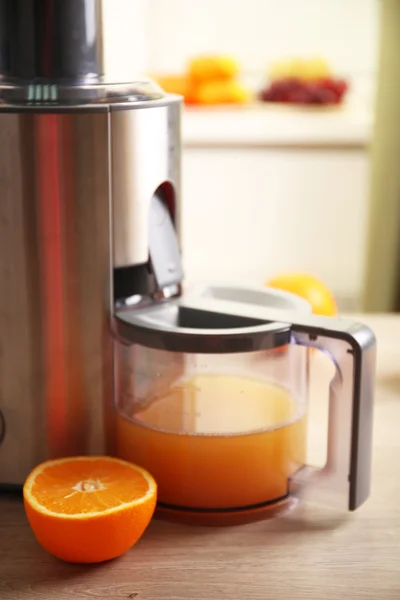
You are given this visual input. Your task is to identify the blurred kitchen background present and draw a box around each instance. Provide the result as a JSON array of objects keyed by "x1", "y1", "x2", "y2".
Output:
[{"x1": 101, "y1": 0, "x2": 399, "y2": 313}]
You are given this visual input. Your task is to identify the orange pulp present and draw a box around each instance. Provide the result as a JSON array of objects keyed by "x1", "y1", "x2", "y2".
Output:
[{"x1": 116, "y1": 373, "x2": 306, "y2": 514}]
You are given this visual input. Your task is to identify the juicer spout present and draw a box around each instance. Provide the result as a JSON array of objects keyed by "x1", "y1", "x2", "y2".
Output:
[
  {"x1": 148, "y1": 193, "x2": 184, "y2": 297},
  {"x1": 113, "y1": 191, "x2": 184, "y2": 307}
]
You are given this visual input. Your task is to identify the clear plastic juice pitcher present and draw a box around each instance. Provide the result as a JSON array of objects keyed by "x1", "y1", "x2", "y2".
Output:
[{"x1": 113, "y1": 286, "x2": 376, "y2": 525}]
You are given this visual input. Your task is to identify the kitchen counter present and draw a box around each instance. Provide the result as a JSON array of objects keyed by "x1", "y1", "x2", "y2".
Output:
[
  {"x1": 182, "y1": 102, "x2": 373, "y2": 148},
  {"x1": 1, "y1": 313, "x2": 399, "y2": 600}
]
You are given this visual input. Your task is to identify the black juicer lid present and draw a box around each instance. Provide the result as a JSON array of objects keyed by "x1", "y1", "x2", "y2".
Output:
[
  {"x1": 0, "y1": 0, "x2": 168, "y2": 106},
  {"x1": 0, "y1": 0, "x2": 103, "y2": 83}
]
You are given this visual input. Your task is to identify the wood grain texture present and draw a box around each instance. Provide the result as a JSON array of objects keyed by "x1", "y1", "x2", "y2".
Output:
[{"x1": 1, "y1": 314, "x2": 399, "y2": 600}]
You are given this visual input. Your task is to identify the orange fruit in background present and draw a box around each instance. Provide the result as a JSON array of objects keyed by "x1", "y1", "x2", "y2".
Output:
[
  {"x1": 154, "y1": 74, "x2": 198, "y2": 104},
  {"x1": 188, "y1": 55, "x2": 239, "y2": 84},
  {"x1": 266, "y1": 272, "x2": 337, "y2": 316},
  {"x1": 155, "y1": 74, "x2": 188, "y2": 96},
  {"x1": 194, "y1": 80, "x2": 250, "y2": 105},
  {"x1": 23, "y1": 456, "x2": 157, "y2": 564}
]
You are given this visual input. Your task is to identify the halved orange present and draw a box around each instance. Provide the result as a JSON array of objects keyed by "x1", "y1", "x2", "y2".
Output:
[{"x1": 23, "y1": 456, "x2": 157, "y2": 564}]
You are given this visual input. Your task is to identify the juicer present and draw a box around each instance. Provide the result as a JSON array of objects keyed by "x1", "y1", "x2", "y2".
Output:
[
  {"x1": 0, "y1": 0, "x2": 182, "y2": 485},
  {"x1": 0, "y1": 0, "x2": 377, "y2": 525}
]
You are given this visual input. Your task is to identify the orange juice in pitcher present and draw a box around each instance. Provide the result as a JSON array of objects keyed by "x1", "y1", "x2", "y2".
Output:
[{"x1": 117, "y1": 372, "x2": 307, "y2": 515}]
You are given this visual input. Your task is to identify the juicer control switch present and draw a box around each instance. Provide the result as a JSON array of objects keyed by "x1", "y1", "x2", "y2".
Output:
[{"x1": 149, "y1": 193, "x2": 184, "y2": 290}]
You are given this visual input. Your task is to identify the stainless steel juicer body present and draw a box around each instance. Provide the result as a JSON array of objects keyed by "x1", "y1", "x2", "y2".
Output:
[{"x1": 0, "y1": 0, "x2": 182, "y2": 486}]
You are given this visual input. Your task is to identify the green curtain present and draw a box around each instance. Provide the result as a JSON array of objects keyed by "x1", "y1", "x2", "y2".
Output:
[{"x1": 362, "y1": 0, "x2": 400, "y2": 312}]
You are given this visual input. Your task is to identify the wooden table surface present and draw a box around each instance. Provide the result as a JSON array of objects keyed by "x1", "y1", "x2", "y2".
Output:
[{"x1": 1, "y1": 314, "x2": 399, "y2": 600}]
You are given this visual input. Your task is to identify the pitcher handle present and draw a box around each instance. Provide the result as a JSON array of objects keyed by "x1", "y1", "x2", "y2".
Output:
[{"x1": 289, "y1": 317, "x2": 376, "y2": 511}]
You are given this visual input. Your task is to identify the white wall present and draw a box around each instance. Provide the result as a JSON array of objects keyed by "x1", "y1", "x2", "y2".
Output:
[
  {"x1": 147, "y1": 0, "x2": 379, "y2": 80},
  {"x1": 102, "y1": 0, "x2": 149, "y2": 81},
  {"x1": 103, "y1": 0, "x2": 379, "y2": 84},
  {"x1": 181, "y1": 146, "x2": 370, "y2": 305}
]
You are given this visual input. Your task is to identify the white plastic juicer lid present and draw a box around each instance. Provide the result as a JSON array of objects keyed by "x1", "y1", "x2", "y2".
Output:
[
  {"x1": 114, "y1": 283, "x2": 314, "y2": 354},
  {"x1": 188, "y1": 283, "x2": 313, "y2": 314}
]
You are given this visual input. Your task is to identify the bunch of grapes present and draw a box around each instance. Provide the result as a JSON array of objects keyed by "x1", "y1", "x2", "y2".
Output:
[{"x1": 259, "y1": 77, "x2": 348, "y2": 105}]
